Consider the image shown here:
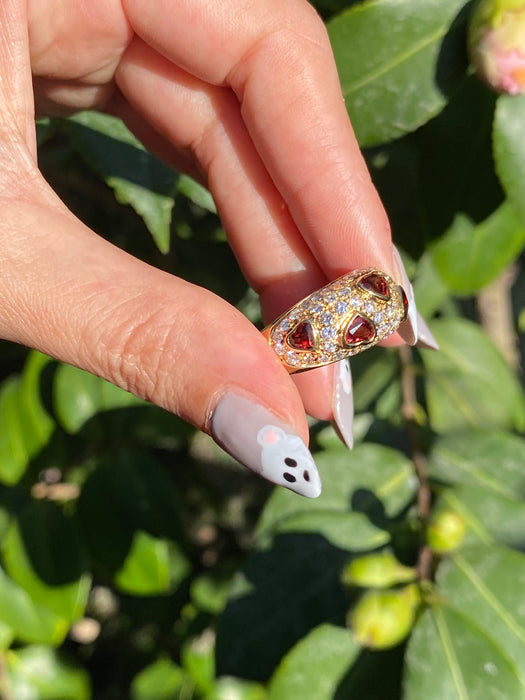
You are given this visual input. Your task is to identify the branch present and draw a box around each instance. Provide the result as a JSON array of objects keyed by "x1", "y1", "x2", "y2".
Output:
[{"x1": 399, "y1": 344, "x2": 433, "y2": 581}]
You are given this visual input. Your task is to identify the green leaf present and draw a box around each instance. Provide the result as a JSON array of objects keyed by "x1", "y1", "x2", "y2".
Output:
[
  {"x1": 439, "y1": 484, "x2": 525, "y2": 549},
  {"x1": 268, "y1": 624, "x2": 360, "y2": 700},
  {"x1": 404, "y1": 605, "x2": 525, "y2": 699},
  {"x1": 428, "y1": 430, "x2": 525, "y2": 497},
  {"x1": 210, "y1": 677, "x2": 266, "y2": 700},
  {"x1": 215, "y1": 534, "x2": 350, "y2": 681},
  {"x1": 438, "y1": 545, "x2": 525, "y2": 685},
  {"x1": 0, "y1": 352, "x2": 54, "y2": 485},
  {"x1": 131, "y1": 658, "x2": 185, "y2": 700},
  {"x1": 0, "y1": 565, "x2": 67, "y2": 644},
  {"x1": 494, "y1": 93, "x2": 525, "y2": 228},
  {"x1": 181, "y1": 632, "x2": 215, "y2": 697},
  {"x1": 78, "y1": 452, "x2": 190, "y2": 594},
  {"x1": 190, "y1": 567, "x2": 235, "y2": 615},
  {"x1": 178, "y1": 175, "x2": 216, "y2": 214},
  {"x1": 115, "y1": 530, "x2": 190, "y2": 596},
  {"x1": 431, "y1": 201, "x2": 525, "y2": 295},
  {"x1": 349, "y1": 349, "x2": 399, "y2": 413},
  {"x1": 66, "y1": 112, "x2": 178, "y2": 253},
  {"x1": 256, "y1": 443, "x2": 417, "y2": 551},
  {"x1": 54, "y1": 363, "x2": 143, "y2": 433},
  {"x1": 7, "y1": 645, "x2": 91, "y2": 700},
  {"x1": 412, "y1": 253, "x2": 450, "y2": 318},
  {"x1": 327, "y1": 0, "x2": 468, "y2": 146},
  {"x1": 2, "y1": 501, "x2": 90, "y2": 623},
  {"x1": 420, "y1": 318, "x2": 525, "y2": 433}
]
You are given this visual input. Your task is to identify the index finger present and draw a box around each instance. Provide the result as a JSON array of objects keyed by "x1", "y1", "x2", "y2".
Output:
[{"x1": 122, "y1": 0, "x2": 395, "y2": 279}]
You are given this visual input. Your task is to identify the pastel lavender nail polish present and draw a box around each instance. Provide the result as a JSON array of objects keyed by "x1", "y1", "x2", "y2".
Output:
[
  {"x1": 332, "y1": 359, "x2": 354, "y2": 449},
  {"x1": 392, "y1": 246, "x2": 418, "y2": 345},
  {"x1": 415, "y1": 312, "x2": 439, "y2": 350},
  {"x1": 391, "y1": 246, "x2": 439, "y2": 350},
  {"x1": 211, "y1": 392, "x2": 321, "y2": 498}
]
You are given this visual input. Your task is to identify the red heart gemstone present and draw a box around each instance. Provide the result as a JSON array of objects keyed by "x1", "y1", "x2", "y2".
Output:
[
  {"x1": 288, "y1": 321, "x2": 315, "y2": 350},
  {"x1": 359, "y1": 272, "x2": 389, "y2": 298},
  {"x1": 401, "y1": 287, "x2": 409, "y2": 321},
  {"x1": 345, "y1": 315, "x2": 375, "y2": 345}
]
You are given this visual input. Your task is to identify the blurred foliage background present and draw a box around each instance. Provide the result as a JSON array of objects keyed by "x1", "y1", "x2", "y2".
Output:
[{"x1": 2, "y1": 0, "x2": 525, "y2": 698}]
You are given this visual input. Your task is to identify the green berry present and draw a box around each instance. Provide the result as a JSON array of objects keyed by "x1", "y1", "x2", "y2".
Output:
[
  {"x1": 341, "y1": 550, "x2": 415, "y2": 589},
  {"x1": 427, "y1": 510, "x2": 466, "y2": 554},
  {"x1": 349, "y1": 585, "x2": 420, "y2": 649}
]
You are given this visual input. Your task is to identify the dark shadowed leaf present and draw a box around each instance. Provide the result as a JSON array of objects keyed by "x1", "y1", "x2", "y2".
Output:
[
  {"x1": 1, "y1": 500, "x2": 90, "y2": 622},
  {"x1": 215, "y1": 534, "x2": 349, "y2": 681},
  {"x1": 66, "y1": 112, "x2": 178, "y2": 253},
  {"x1": 78, "y1": 452, "x2": 189, "y2": 595}
]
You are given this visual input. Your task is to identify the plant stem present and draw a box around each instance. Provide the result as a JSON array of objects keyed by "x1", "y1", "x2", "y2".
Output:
[
  {"x1": 399, "y1": 344, "x2": 433, "y2": 581},
  {"x1": 0, "y1": 653, "x2": 13, "y2": 700},
  {"x1": 477, "y1": 263, "x2": 519, "y2": 372}
]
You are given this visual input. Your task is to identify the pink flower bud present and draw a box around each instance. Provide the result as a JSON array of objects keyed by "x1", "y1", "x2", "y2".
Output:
[{"x1": 469, "y1": 0, "x2": 525, "y2": 94}]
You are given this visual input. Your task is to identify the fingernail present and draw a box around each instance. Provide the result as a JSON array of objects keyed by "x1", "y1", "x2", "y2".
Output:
[
  {"x1": 210, "y1": 392, "x2": 321, "y2": 498},
  {"x1": 392, "y1": 246, "x2": 418, "y2": 345},
  {"x1": 415, "y1": 312, "x2": 440, "y2": 350},
  {"x1": 332, "y1": 359, "x2": 354, "y2": 449}
]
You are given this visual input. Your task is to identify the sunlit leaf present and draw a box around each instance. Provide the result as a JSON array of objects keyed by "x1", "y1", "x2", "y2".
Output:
[
  {"x1": 7, "y1": 645, "x2": 90, "y2": 700},
  {"x1": 438, "y1": 545, "x2": 525, "y2": 683},
  {"x1": 131, "y1": 658, "x2": 185, "y2": 700},
  {"x1": 268, "y1": 624, "x2": 360, "y2": 700},
  {"x1": 431, "y1": 201, "x2": 525, "y2": 295},
  {"x1": 328, "y1": 0, "x2": 468, "y2": 146},
  {"x1": 421, "y1": 319, "x2": 525, "y2": 433},
  {"x1": 404, "y1": 605, "x2": 525, "y2": 699},
  {"x1": 494, "y1": 93, "x2": 525, "y2": 228}
]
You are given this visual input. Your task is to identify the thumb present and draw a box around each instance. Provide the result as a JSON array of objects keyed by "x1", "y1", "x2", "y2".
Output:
[{"x1": 0, "y1": 178, "x2": 321, "y2": 497}]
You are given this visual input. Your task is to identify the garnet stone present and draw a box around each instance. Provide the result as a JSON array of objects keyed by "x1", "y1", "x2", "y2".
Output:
[
  {"x1": 287, "y1": 321, "x2": 316, "y2": 350},
  {"x1": 401, "y1": 287, "x2": 409, "y2": 321},
  {"x1": 344, "y1": 315, "x2": 375, "y2": 346},
  {"x1": 358, "y1": 272, "x2": 389, "y2": 299}
]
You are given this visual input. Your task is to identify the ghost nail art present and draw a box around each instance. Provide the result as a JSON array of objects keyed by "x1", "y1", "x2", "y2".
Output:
[{"x1": 211, "y1": 392, "x2": 321, "y2": 497}]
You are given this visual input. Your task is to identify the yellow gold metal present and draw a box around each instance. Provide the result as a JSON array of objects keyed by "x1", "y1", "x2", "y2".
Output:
[{"x1": 262, "y1": 269, "x2": 407, "y2": 374}]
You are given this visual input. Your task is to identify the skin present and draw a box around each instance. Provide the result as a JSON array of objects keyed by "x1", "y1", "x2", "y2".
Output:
[{"x1": 0, "y1": 0, "x2": 395, "y2": 445}]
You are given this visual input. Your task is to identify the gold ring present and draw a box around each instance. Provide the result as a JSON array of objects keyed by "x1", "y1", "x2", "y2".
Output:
[{"x1": 262, "y1": 269, "x2": 408, "y2": 374}]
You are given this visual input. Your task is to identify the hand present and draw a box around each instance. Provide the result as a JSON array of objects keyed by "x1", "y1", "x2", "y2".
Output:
[{"x1": 0, "y1": 0, "x2": 419, "y2": 496}]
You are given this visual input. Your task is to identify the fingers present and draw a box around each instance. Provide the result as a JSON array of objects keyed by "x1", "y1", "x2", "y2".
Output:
[
  {"x1": 0, "y1": 168, "x2": 327, "y2": 495},
  {"x1": 0, "y1": 0, "x2": 36, "y2": 157},
  {"x1": 122, "y1": 0, "x2": 395, "y2": 279}
]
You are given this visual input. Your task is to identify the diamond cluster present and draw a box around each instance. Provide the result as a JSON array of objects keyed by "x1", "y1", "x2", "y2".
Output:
[{"x1": 269, "y1": 269, "x2": 407, "y2": 372}]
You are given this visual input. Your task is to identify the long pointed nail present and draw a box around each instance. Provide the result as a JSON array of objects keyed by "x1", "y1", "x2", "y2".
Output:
[
  {"x1": 415, "y1": 313, "x2": 440, "y2": 350},
  {"x1": 210, "y1": 392, "x2": 321, "y2": 498},
  {"x1": 392, "y1": 246, "x2": 418, "y2": 345},
  {"x1": 332, "y1": 359, "x2": 354, "y2": 449}
]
